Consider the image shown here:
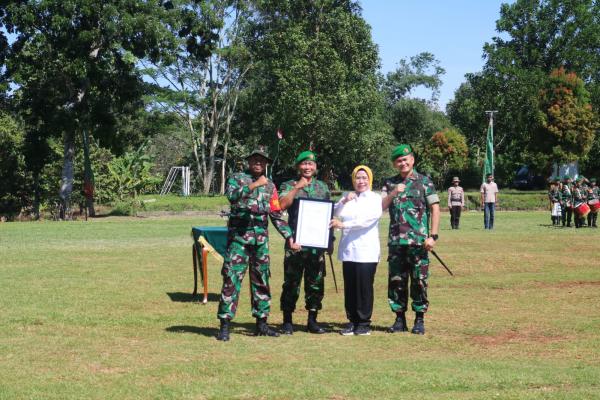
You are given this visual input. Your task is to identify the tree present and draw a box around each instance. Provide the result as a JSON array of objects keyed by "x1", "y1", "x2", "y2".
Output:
[
  {"x1": 144, "y1": 0, "x2": 250, "y2": 194},
  {"x1": 383, "y1": 52, "x2": 451, "y2": 149},
  {"x1": 448, "y1": 0, "x2": 600, "y2": 184},
  {"x1": 0, "y1": 113, "x2": 26, "y2": 218},
  {"x1": 533, "y1": 68, "x2": 598, "y2": 170},
  {"x1": 237, "y1": 0, "x2": 389, "y2": 184},
  {"x1": 2, "y1": 0, "x2": 174, "y2": 217},
  {"x1": 421, "y1": 128, "x2": 469, "y2": 189}
]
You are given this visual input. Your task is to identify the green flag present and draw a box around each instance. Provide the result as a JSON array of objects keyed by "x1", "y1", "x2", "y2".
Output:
[{"x1": 482, "y1": 118, "x2": 494, "y2": 182}]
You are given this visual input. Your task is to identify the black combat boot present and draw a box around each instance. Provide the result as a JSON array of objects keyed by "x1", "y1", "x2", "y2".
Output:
[
  {"x1": 388, "y1": 311, "x2": 408, "y2": 333},
  {"x1": 216, "y1": 318, "x2": 230, "y2": 341},
  {"x1": 411, "y1": 312, "x2": 425, "y2": 335},
  {"x1": 256, "y1": 317, "x2": 280, "y2": 337},
  {"x1": 281, "y1": 311, "x2": 293, "y2": 335},
  {"x1": 593, "y1": 213, "x2": 598, "y2": 228},
  {"x1": 307, "y1": 310, "x2": 326, "y2": 334}
]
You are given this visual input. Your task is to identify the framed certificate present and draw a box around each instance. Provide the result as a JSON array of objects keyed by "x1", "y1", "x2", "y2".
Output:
[{"x1": 294, "y1": 198, "x2": 334, "y2": 249}]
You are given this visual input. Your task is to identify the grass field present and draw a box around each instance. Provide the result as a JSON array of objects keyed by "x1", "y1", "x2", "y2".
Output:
[{"x1": 1, "y1": 211, "x2": 599, "y2": 399}]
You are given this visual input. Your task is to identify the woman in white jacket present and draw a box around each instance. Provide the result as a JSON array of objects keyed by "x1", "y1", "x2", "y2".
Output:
[{"x1": 330, "y1": 165, "x2": 382, "y2": 336}]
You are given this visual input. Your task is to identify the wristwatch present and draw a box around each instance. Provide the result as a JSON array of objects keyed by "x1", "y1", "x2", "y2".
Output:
[{"x1": 430, "y1": 234, "x2": 439, "y2": 241}]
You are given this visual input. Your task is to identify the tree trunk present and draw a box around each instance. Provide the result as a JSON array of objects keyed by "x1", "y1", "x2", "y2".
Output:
[
  {"x1": 59, "y1": 131, "x2": 75, "y2": 220},
  {"x1": 220, "y1": 140, "x2": 228, "y2": 195},
  {"x1": 82, "y1": 129, "x2": 95, "y2": 217},
  {"x1": 32, "y1": 171, "x2": 41, "y2": 220}
]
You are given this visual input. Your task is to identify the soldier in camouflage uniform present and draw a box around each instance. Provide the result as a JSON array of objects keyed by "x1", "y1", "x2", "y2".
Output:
[
  {"x1": 216, "y1": 147, "x2": 300, "y2": 341},
  {"x1": 548, "y1": 178, "x2": 561, "y2": 226},
  {"x1": 279, "y1": 150, "x2": 331, "y2": 334},
  {"x1": 572, "y1": 177, "x2": 586, "y2": 229},
  {"x1": 587, "y1": 178, "x2": 598, "y2": 228},
  {"x1": 560, "y1": 176, "x2": 573, "y2": 227},
  {"x1": 382, "y1": 144, "x2": 440, "y2": 335}
]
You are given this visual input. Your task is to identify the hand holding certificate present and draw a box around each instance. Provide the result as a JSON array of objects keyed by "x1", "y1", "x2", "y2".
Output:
[{"x1": 294, "y1": 198, "x2": 334, "y2": 249}]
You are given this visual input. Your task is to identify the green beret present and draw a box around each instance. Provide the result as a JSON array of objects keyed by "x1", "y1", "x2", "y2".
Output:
[
  {"x1": 390, "y1": 144, "x2": 413, "y2": 161},
  {"x1": 576, "y1": 175, "x2": 585, "y2": 182},
  {"x1": 295, "y1": 151, "x2": 316, "y2": 164},
  {"x1": 590, "y1": 178, "x2": 597, "y2": 183},
  {"x1": 562, "y1": 175, "x2": 571, "y2": 181}
]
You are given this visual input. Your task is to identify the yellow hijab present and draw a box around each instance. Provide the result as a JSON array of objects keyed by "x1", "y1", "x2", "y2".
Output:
[{"x1": 351, "y1": 165, "x2": 373, "y2": 190}]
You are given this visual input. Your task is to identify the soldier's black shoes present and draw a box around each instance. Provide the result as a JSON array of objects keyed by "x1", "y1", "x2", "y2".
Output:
[
  {"x1": 256, "y1": 318, "x2": 280, "y2": 337},
  {"x1": 411, "y1": 313, "x2": 425, "y2": 335},
  {"x1": 339, "y1": 322, "x2": 355, "y2": 336},
  {"x1": 216, "y1": 319, "x2": 230, "y2": 341},
  {"x1": 354, "y1": 325, "x2": 371, "y2": 336},
  {"x1": 388, "y1": 312, "x2": 408, "y2": 333},
  {"x1": 281, "y1": 312, "x2": 294, "y2": 335},
  {"x1": 307, "y1": 311, "x2": 326, "y2": 334}
]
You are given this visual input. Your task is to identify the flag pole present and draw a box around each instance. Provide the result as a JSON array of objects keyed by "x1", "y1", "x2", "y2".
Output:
[{"x1": 483, "y1": 110, "x2": 497, "y2": 183}]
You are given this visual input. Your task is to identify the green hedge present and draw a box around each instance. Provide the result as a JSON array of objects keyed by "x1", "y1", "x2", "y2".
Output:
[
  {"x1": 463, "y1": 190, "x2": 549, "y2": 210},
  {"x1": 127, "y1": 190, "x2": 551, "y2": 214}
]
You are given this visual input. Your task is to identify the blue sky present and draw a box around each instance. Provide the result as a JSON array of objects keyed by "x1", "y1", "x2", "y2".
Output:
[{"x1": 361, "y1": 0, "x2": 513, "y2": 111}]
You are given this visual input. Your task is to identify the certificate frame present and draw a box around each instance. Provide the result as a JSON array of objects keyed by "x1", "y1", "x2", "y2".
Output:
[{"x1": 294, "y1": 198, "x2": 334, "y2": 249}]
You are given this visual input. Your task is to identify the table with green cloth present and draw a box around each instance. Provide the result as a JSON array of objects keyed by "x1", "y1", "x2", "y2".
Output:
[{"x1": 191, "y1": 226, "x2": 228, "y2": 304}]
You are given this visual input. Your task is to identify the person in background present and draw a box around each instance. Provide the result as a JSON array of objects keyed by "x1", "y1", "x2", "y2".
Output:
[
  {"x1": 480, "y1": 174, "x2": 499, "y2": 229},
  {"x1": 587, "y1": 178, "x2": 598, "y2": 228},
  {"x1": 548, "y1": 177, "x2": 562, "y2": 226},
  {"x1": 447, "y1": 176, "x2": 464, "y2": 229},
  {"x1": 561, "y1": 176, "x2": 573, "y2": 227},
  {"x1": 330, "y1": 165, "x2": 382, "y2": 336}
]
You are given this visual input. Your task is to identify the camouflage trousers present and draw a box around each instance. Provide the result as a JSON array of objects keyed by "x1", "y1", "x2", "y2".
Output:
[
  {"x1": 217, "y1": 235, "x2": 272, "y2": 320},
  {"x1": 388, "y1": 245, "x2": 430, "y2": 313},
  {"x1": 280, "y1": 249, "x2": 325, "y2": 312}
]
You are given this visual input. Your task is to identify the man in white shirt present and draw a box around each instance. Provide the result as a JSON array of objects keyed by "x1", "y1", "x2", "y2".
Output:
[{"x1": 480, "y1": 174, "x2": 499, "y2": 229}]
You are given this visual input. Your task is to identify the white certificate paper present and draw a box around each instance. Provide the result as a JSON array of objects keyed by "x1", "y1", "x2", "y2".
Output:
[{"x1": 295, "y1": 198, "x2": 333, "y2": 249}]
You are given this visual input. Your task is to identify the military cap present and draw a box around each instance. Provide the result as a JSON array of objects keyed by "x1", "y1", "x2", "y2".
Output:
[
  {"x1": 245, "y1": 146, "x2": 272, "y2": 163},
  {"x1": 390, "y1": 144, "x2": 413, "y2": 161},
  {"x1": 590, "y1": 178, "x2": 597, "y2": 183},
  {"x1": 576, "y1": 175, "x2": 584, "y2": 182},
  {"x1": 562, "y1": 175, "x2": 571, "y2": 181},
  {"x1": 295, "y1": 150, "x2": 316, "y2": 165},
  {"x1": 452, "y1": 176, "x2": 460, "y2": 182}
]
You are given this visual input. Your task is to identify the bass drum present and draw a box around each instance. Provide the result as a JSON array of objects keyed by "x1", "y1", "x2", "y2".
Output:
[
  {"x1": 589, "y1": 199, "x2": 600, "y2": 213},
  {"x1": 575, "y1": 202, "x2": 591, "y2": 217}
]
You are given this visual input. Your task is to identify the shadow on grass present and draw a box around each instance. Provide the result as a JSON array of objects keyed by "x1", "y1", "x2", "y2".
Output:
[
  {"x1": 166, "y1": 292, "x2": 220, "y2": 303},
  {"x1": 166, "y1": 322, "x2": 258, "y2": 337},
  {"x1": 328, "y1": 322, "x2": 390, "y2": 333}
]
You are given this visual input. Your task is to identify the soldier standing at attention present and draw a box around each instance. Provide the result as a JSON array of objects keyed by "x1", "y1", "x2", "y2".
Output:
[
  {"x1": 548, "y1": 178, "x2": 562, "y2": 226},
  {"x1": 480, "y1": 174, "x2": 499, "y2": 230},
  {"x1": 572, "y1": 177, "x2": 586, "y2": 229},
  {"x1": 216, "y1": 147, "x2": 300, "y2": 341},
  {"x1": 587, "y1": 178, "x2": 598, "y2": 228},
  {"x1": 279, "y1": 151, "x2": 331, "y2": 334},
  {"x1": 447, "y1": 176, "x2": 464, "y2": 229},
  {"x1": 561, "y1": 176, "x2": 573, "y2": 227},
  {"x1": 382, "y1": 144, "x2": 440, "y2": 335}
]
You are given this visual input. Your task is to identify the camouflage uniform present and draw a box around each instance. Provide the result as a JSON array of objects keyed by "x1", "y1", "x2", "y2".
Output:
[
  {"x1": 548, "y1": 185, "x2": 561, "y2": 225},
  {"x1": 279, "y1": 179, "x2": 330, "y2": 313},
  {"x1": 217, "y1": 172, "x2": 292, "y2": 320},
  {"x1": 382, "y1": 170, "x2": 440, "y2": 313},
  {"x1": 588, "y1": 183, "x2": 599, "y2": 227},
  {"x1": 572, "y1": 184, "x2": 586, "y2": 228},
  {"x1": 560, "y1": 182, "x2": 573, "y2": 227}
]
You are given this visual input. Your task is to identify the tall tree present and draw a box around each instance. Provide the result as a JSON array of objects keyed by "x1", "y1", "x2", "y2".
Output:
[
  {"x1": 533, "y1": 68, "x2": 598, "y2": 170},
  {"x1": 239, "y1": 0, "x2": 389, "y2": 183},
  {"x1": 421, "y1": 128, "x2": 469, "y2": 189},
  {"x1": 383, "y1": 52, "x2": 450, "y2": 148},
  {"x1": 2, "y1": 0, "x2": 174, "y2": 217},
  {"x1": 144, "y1": 0, "x2": 250, "y2": 194}
]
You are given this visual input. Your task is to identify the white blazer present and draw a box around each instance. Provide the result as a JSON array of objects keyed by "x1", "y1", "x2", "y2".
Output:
[{"x1": 334, "y1": 190, "x2": 382, "y2": 263}]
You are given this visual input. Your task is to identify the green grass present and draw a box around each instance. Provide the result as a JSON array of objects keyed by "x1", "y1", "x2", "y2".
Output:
[{"x1": 1, "y1": 212, "x2": 600, "y2": 399}]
